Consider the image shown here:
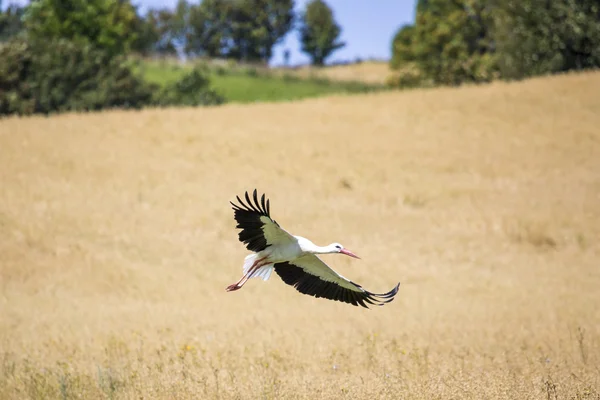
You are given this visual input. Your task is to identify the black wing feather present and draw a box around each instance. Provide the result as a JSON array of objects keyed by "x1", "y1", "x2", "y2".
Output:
[
  {"x1": 230, "y1": 189, "x2": 280, "y2": 252},
  {"x1": 273, "y1": 262, "x2": 401, "y2": 309}
]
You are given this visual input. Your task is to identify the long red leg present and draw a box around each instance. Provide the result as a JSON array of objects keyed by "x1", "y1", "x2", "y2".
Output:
[
  {"x1": 236, "y1": 260, "x2": 270, "y2": 288},
  {"x1": 226, "y1": 257, "x2": 269, "y2": 292}
]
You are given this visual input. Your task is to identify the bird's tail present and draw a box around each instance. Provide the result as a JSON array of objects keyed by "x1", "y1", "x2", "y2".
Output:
[{"x1": 243, "y1": 254, "x2": 274, "y2": 281}]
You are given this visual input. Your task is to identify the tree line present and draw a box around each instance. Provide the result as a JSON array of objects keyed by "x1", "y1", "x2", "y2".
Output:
[
  {"x1": 2, "y1": 0, "x2": 598, "y2": 117},
  {"x1": 0, "y1": 0, "x2": 346, "y2": 116},
  {"x1": 0, "y1": 0, "x2": 346, "y2": 66},
  {"x1": 390, "y1": 0, "x2": 600, "y2": 87}
]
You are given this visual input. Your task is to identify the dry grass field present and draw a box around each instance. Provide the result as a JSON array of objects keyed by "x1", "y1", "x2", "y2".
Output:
[
  {"x1": 289, "y1": 60, "x2": 392, "y2": 84},
  {"x1": 1, "y1": 71, "x2": 600, "y2": 399}
]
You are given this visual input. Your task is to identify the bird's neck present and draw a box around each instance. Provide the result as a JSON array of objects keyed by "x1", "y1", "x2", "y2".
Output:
[
  {"x1": 299, "y1": 239, "x2": 335, "y2": 254},
  {"x1": 313, "y1": 245, "x2": 335, "y2": 254}
]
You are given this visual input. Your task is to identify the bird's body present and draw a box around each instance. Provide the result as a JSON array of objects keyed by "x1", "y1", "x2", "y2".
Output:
[
  {"x1": 226, "y1": 189, "x2": 400, "y2": 309},
  {"x1": 248, "y1": 236, "x2": 337, "y2": 266}
]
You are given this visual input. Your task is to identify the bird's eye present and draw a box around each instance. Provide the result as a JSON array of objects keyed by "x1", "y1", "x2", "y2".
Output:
[{"x1": 335, "y1": 245, "x2": 342, "y2": 250}]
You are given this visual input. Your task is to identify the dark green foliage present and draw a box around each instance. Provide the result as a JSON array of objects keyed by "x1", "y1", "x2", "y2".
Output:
[
  {"x1": 141, "y1": 8, "x2": 180, "y2": 55},
  {"x1": 407, "y1": 0, "x2": 498, "y2": 85},
  {"x1": 130, "y1": 9, "x2": 162, "y2": 55},
  {"x1": 390, "y1": 0, "x2": 499, "y2": 86},
  {"x1": 493, "y1": 0, "x2": 600, "y2": 79},
  {"x1": 153, "y1": 66, "x2": 225, "y2": 107},
  {"x1": 22, "y1": 0, "x2": 141, "y2": 59},
  {"x1": 390, "y1": 25, "x2": 415, "y2": 69},
  {"x1": 0, "y1": 38, "x2": 156, "y2": 116},
  {"x1": 231, "y1": 0, "x2": 294, "y2": 62},
  {"x1": 1, "y1": 0, "x2": 227, "y2": 116},
  {"x1": 416, "y1": 0, "x2": 430, "y2": 13},
  {"x1": 186, "y1": 0, "x2": 294, "y2": 62},
  {"x1": 0, "y1": 38, "x2": 225, "y2": 116},
  {"x1": 389, "y1": 25, "x2": 427, "y2": 88},
  {"x1": 0, "y1": 1, "x2": 25, "y2": 42},
  {"x1": 298, "y1": 0, "x2": 345, "y2": 66},
  {"x1": 186, "y1": 0, "x2": 230, "y2": 58},
  {"x1": 390, "y1": 0, "x2": 600, "y2": 87}
]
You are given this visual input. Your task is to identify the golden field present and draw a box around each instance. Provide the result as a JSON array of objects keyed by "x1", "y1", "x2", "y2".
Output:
[
  {"x1": 289, "y1": 60, "x2": 391, "y2": 84},
  {"x1": 1, "y1": 71, "x2": 600, "y2": 399}
]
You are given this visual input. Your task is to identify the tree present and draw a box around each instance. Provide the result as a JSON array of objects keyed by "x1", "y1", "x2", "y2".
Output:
[
  {"x1": 390, "y1": 0, "x2": 600, "y2": 86},
  {"x1": 169, "y1": 0, "x2": 192, "y2": 54},
  {"x1": 142, "y1": 8, "x2": 179, "y2": 55},
  {"x1": 390, "y1": 0, "x2": 497, "y2": 85},
  {"x1": 186, "y1": 0, "x2": 294, "y2": 63},
  {"x1": 416, "y1": 0, "x2": 430, "y2": 13},
  {"x1": 390, "y1": 24, "x2": 415, "y2": 69},
  {"x1": 186, "y1": 0, "x2": 231, "y2": 58},
  {"x1": 493, "y1": 0, "x2": 600, "y2": 79},
  {"x1": 236, "y1": 0, "x2": 294, "y2": 62},
  {"x1": 298, "y1": 0, "x2": 345, "y2": 66},
  {"x1": 0, "y1": 1, "x2": 25, "y2": 42},
  {"x1": 22, "y1": 0, "x2": 140, "y2": 59},
  {"x1": 129, "y1": 7, "x2": 162, "y2": 55},
  {"x1": 0, "y1": 37, "x2": 156, "y2": 115},
  {"x1": 414, "y1": 0, "x2": 497, "y2": 84}
]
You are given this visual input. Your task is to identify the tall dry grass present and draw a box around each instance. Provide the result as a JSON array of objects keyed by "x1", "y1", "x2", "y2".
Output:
[
  {"x1": 289, "y1": 60, "x2": 392, "y2": 85},
  {"x1": 1, "y1": 71, "x2": 600, "y2": 399}
]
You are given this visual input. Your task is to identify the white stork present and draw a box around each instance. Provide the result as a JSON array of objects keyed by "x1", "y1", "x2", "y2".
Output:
[{"x1": 226, "y1": 189, "x2": 400, "y2": 309}]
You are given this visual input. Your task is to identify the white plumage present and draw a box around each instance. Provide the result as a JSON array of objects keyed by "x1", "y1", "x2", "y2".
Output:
[
  {"x1": 226, "y1": 189, "x2": 400, "y2": 309},
  {"x1": 242, "y1": 253, "x2": 273, "y2": 281}
]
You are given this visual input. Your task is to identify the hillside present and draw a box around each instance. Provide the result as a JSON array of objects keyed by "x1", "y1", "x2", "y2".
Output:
[
  {"x1": 1, "y1": 71, "x2": 599, "y2": 399},
  {"x1": 288, "y1": 60, "x2": 392, "y2": 84},
  {"x1": 139, "y1": 59, "x2": 384, "y2": 104}
]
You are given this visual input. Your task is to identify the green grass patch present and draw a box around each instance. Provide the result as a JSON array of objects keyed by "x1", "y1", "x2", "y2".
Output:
[{"x1": 137, "y1": 59, "x2": 385, "y2": 104}]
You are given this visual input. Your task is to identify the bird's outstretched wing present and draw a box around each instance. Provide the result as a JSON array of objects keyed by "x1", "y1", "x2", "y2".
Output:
[
  {"x1": 274, "y1": 254, "x2": 400, "y2": 309},
  {"x1": 230, "y1": 189, "x2": 296, "y2": 252}
]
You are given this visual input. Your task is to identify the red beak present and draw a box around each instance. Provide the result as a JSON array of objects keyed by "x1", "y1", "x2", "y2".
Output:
[{"x1": 340, "y1": 248, "x2": 360, "y2": 259}]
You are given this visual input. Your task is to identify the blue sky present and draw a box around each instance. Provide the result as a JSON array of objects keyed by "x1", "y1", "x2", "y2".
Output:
[{"x1": 5, "y1": 0, "x2": 417, "y2": 66}]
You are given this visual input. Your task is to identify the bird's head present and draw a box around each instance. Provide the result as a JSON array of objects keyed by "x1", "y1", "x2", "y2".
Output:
[{"x1": 331, "y1": 243, "x2": 360, "y2": 259}]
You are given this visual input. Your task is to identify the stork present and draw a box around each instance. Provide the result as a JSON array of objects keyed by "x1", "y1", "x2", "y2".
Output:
[{"x1": 226, "y1": 189, "x2": 400, "y2": 309}]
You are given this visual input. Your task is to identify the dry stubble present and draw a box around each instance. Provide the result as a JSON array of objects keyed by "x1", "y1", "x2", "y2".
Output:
[
  {"x1": 1, "y1": 71, "x2": 600, "y2": 399},
  {"x1": 289, "y1": 61, "x2": 391, "y2": 84}
]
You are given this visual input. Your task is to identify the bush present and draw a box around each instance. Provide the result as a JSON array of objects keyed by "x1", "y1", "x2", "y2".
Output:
[
  {"x1": 493, "y1": 0, "x2": 600, "y2": 80},
  {"x1": 0, "y1": 39, "x2": 225, "y2": 117},
  {"x1": 388, "y1": 2, "x2": 499, "y2": 88},
  {"x1": 390, "y1": 25, "x2": 415, "y2": 70},
  {"x1": 386, "y1": 62, "x2": 431, "y2": 89},
  {"x1": 153, "y1": 66, "x2": 225, "y2": 107},
  {"x1": 390, "y1": 0, "x2": 600, "y2": 86},
  {"x1": 0, "y1": 38, "x2": 156, "y2": 116},
  {"x1": 22, "y1": 0, "x2": 140, "y2": 60}
]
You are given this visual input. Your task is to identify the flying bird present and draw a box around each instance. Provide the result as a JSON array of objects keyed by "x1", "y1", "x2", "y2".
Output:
[{"x1": 226, "y1": 189, "x2": 400, "y2": 309}]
